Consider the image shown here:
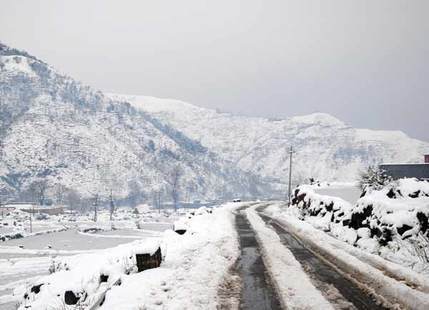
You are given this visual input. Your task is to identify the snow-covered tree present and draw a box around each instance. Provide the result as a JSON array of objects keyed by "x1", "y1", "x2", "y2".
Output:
[{"x1": 358, "y1": 166, "x2": 392, "y2": 192}]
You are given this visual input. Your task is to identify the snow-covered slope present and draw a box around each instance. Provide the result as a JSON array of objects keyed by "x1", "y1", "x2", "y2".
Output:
[
  {"x1": 109, "y1": 94, "x2": 429, "y2": 184},
  {"x1": 0, "y1": 43, "x2": 271, "y2": 202}
]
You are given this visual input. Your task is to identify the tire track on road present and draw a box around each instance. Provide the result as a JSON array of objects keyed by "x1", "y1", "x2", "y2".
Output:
[
  {"x1": 235, "y1": 206, "x2": 282, "y2": 310},
  {"x1": 257, "y1": 211, "x2": 387, "y2": 310}
]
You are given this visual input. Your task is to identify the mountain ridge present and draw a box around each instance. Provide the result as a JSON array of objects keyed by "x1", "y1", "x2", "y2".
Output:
[
  {"x1": 108, "y1": 94, "x2": 429, "y2": 184},
  {"x1": 0, "y1": 42, "x2": 272, "y2": 203}
]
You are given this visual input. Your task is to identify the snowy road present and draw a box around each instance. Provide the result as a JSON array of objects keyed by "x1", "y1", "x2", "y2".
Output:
[
  {"x1": 233, "y1": 202, "x2": 429, "y2": 310},
  {"x1": 235, "y1": 207, "x2": 282, "y2": 310},
  {"x1": 257, "y1": 212, "x2": 384, "y2": 309}
]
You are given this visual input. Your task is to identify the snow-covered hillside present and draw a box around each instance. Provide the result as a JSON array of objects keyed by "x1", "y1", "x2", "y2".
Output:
[
  {"x1": 0, "y1": 43, "x2": 271, "y2": 202},
  {"x1": 109, "y1": 94, "x2": 429, "y2": 184}
]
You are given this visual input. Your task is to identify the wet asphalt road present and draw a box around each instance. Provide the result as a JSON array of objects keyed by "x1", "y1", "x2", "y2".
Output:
[
  {"x1": 235, "y1": 209, "x2": 282, "y2": 310},
  {"x1": 258, "y1": 211, "x2": 387, "y2": 310}
]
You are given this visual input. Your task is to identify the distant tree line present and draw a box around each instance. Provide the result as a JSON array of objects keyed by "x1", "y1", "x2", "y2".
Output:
[{"x1": 1, "y1": 164, "x2": 186, "y2": 214}]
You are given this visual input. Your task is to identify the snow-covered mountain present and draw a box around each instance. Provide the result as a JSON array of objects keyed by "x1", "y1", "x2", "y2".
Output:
[
  {"x1": 109, "y1": 94, "x2": 429, "y2": 185},
  {"x1": 0, "y1": 43, "x2": 271, "y2": 203}
]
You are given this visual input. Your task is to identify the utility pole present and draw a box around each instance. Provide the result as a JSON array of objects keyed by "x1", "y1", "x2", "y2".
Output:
[
  {"x1": 157, "y1": 190, "x2": 161, "y2": 214},
  {"x1": 109, "y1": 189, "x2": 115, "y2": 221},
  {"x1": 93, "y1": 194, "x2": 98, "y2": 222},
  {"x1": 0, "y1": 196, "x2": 3, "y2": 219},
  {"x1": 30, "y1": 204, "x2": 34, "y2": 233},
  {"x1": 287, "y1": 146, "x2": 293, "y2": 206}
]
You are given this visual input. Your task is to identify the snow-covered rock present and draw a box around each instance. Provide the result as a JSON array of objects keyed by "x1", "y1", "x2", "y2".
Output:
[{"x1": 291, "y1": 179, "x2": 429, "y2": 272}]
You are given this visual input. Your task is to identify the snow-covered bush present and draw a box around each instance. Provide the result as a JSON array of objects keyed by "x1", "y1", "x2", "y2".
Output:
[
  {"x1": 292, "y1": 179, "x2": 429, "y2": 270},
  {"x1": 358, "y1": 166, "x2": 392, "y2": 194},
  {"x1": 292, "y1": 185, "x2": 353, "y2": 231},
  {"x1": 355, "y1": 179, "x2": 429, "y2": 269}
]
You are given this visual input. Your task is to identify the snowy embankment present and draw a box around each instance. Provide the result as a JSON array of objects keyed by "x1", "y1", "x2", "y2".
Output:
[
  {"x1": 245, "y1": 205, "x2": 333, "y2": 309},
  {"x1": 264, "y1": 204, "x2": 429, "y2": 309},
  {"x1": 292, "y1": 179, "x2": 429, "y2": 273},
  {"x1": 15, "y1": 204, "x2": 240, "y2": 310}
]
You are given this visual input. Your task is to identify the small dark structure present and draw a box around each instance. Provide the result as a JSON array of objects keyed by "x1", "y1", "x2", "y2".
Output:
[
  {"x1": 136, "y1": 247, "x2": 162, "y2": 272},
  {"x1": 379, "y1": 164, "x2": 429, "y2": 180},
  {"x1": 380, "y1": 155, "x2": 429, "y2": 180}
]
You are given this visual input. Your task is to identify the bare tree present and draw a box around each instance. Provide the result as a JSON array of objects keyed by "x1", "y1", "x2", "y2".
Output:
[
  {"x1": 93, "y1": 193, "x2": 99, "y2": 222},
  {"x1": 65, "y1": 189, "x2": 81, "y2": 213},
  {"x1": 54, "y1": 183, "x2": 67, "y2": 205},
  {"x1": 109, "y1": 189, "x2": 115, "y2": 221},
  {"x1": 0, "y1": 194, "x2": 13, "y2": 219},
  {"x1": 167, "y1": 166, "x2": 182, "y2": 212},
  {"x1": 152, "y1": 187, "x2": 163, "y2": 213},
  {"x1": 128, "y1": 180, "x2": 143, "y2": 207},
  {"x1": 29, "y1": 180, "x2": 49, "y2": 206},
  {"x1": 98, "y1": 161, "x2": 122, "y2": 220}
]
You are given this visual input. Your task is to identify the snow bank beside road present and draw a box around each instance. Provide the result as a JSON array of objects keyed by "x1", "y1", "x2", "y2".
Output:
[
  {"x1": 101, "y1": 204, "x2": 240, "y2": 310},
  {"x1": 292, "y1": 179, "x2": 429, "y2": 273},
  {"x1": 15, "y1": 205, "x2": 240, "y2": 310}
]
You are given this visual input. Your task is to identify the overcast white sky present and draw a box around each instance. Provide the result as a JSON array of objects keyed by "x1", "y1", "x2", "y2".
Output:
[{"x1": 1, "y1": 0, "x2": 428, "y2": 141}]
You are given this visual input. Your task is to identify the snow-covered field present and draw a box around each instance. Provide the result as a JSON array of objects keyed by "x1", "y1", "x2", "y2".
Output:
[
  {"x1": 0, "y1": 204, "x2": 240, "y2": 310},
  {"x1": 0, "y1": 207, "x2": 181, "y2": 309}
]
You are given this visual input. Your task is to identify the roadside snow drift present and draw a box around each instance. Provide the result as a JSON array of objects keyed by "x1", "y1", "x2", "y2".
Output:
[
  {"x1": 15, "y1": 205, "x2": 239, "y2": 310},
  {"x1": 292, "y1": 179, "x2": 429, "y2": 273}
]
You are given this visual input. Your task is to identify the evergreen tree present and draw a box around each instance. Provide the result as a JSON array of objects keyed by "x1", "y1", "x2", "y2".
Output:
[{"x1": 359, "y1": 166, "x2": 392, "y2": 192}]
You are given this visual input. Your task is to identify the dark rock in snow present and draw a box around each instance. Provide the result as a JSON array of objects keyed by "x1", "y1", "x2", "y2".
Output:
[
  {"x1": 417, "y1": 212, "x2": 428, "y2": 235},
  {"x1": 30, "y1": 283, "x2": 44, "y2": 294},
  {"x1": 409, "y1": 190, "x2": 421, "y2": 198},
  {"x1": 99, "y1": 274, "x2": 109, "y2": 283},
  {"x1": 386, "y1": 188, "x2": 396, "y2": 198},
  {"x1": 397, "y1": 224, "x2": 413, "y2": 237},
  {"x1": 349, "y1": 205, "x2": 373, "y2": 230},
  {"x1": 64, "y1": 291, "x2": 79, "y2": 305},
  {"x1": 175, "y1": 229, "x2": 187, "y2": 235}
]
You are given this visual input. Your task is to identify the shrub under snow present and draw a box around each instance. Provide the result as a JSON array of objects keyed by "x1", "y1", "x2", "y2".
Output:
[{"x1": 292, "y1": 178, "x2": 429, "y2": 272}]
